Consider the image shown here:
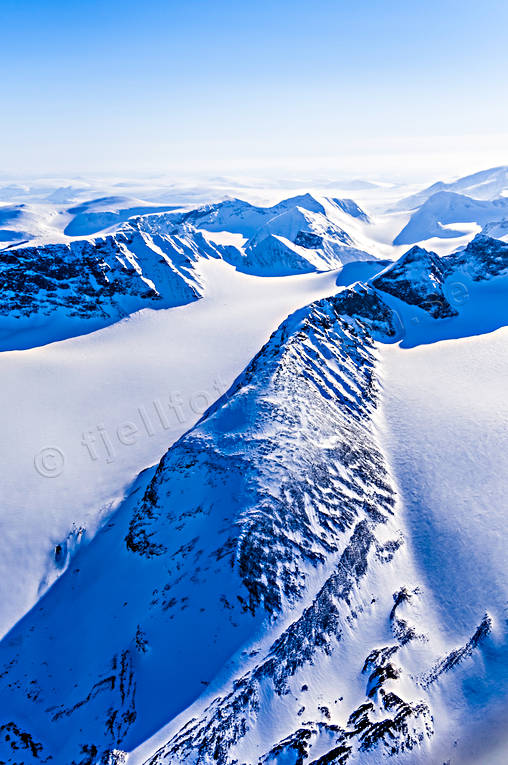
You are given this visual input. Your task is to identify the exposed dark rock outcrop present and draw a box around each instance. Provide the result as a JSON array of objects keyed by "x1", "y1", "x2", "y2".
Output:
[
  {"x1": 444, "y1": 233, "x2": 508, "y2": 281},
  {"x1": 420, "y1": 613, "x2": 492, "y2": 688},
  {"x1": 371, "y1": 246, "x2": 457, "y2": 319},
  {"x1": 0, "y1": 224, "x2": 207, "y2": 322}
]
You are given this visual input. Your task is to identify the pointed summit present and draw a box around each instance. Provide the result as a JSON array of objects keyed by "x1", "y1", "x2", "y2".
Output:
[{"x1": 371, "y1": 245, "x2": 457, "y2": 318}]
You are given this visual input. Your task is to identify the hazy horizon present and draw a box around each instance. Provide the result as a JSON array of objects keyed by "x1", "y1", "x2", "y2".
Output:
[{"x1": 2, "y1": 0, "x2": 507, "y2": 179}]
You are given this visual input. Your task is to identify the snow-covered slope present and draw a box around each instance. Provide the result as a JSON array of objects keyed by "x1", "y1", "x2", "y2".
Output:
[
  {"x1": 0, "y1": 202, "x2": 65, "y2": 246},
  {"x1": 0, "y1": 285, "x2": 430, "y2": 764},
  {"x1": 393, "y1": 165, "x2": 508, "y2": 211},
  {"x1": 380, "y1": 327, "x2": 508, "y2": 765},
  {"x1": 0, "y1": 234, "x2": 507, "y2": 764},
  {"x1": 0, "y1": 197, "x2": 180, "y2": 248},
  {"x1": 332, "y1": 233, "x2": 508, "y2": 338},
  {"x1": 393, "y1": 191, "x2": 508, "y2": 245},
  {"x1": 236, "y1": 204, "x2": 371, "y2": 275},
  {"x1": 169, "y1": 194, "x2": 368, "y2": 234}
]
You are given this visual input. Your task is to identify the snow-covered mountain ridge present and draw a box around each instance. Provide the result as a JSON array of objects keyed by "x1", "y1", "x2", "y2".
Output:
[
  {"x1": 9, "y1": 190, "x2": 505, "y2": 353},
  {"x1": 0, "y1": 288, "x2": 399, "y2": 763},
  {"x1": 135, "y1": 193, "x2": 376, "y2": 275},
  {"x1": 0, "y1": 221, "x2": 218, "y2": 349},
  {"x1": 392, "y1": 165, "x2": 508, "y2": 211},
  {"x1": 0, "y1": 232, "x2": 507, "y2": 763},
  {"x1": 0, "y1": 194, "x2": 378, "y2": 349},
  {"x1": 0, "y1": 225, "x2": 207, "y2": 317},
  {"x1": 332, "y1": 233, "x2": 508, "y2": 339}
]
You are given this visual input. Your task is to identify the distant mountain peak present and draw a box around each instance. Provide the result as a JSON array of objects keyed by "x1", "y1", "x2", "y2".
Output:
[
  {"x1": 393, "y1": 165, "x2": 508, "y2": 212},
  {"x1": 393, "y1": 190, "x2": 508, "y2": 246}
]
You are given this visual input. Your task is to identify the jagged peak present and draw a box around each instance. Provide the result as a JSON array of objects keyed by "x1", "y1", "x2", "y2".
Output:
[
  {"x1": 370, "y1": 245, "x2": 456, "y2": 319},
  {"x1": 398, "y1": 243, "x2": 439, "y2": 262},
  {"x1": 444, "y1": 232, "x2": 508, "y2": 281},
  {"x1": 373, "y1": 244, "x2": 443, "y2": 281}
]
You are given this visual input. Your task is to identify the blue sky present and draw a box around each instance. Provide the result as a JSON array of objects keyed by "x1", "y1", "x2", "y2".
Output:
[{"x1": 1, "y1": 0, "x2": 507, "y2": 178}]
